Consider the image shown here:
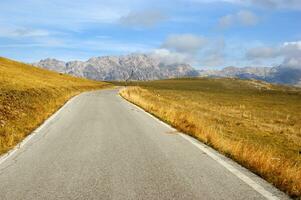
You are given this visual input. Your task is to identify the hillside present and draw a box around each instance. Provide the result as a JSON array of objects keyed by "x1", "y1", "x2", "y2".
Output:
[
  {"x1": 0, "y1": 57, "x2": 110, "y2": 154},
  {"x1": 120, "y1": 78, "x2": 301, "y2": 197},
  {"x1": 34, "y1": 54, "x2": 199, "y2": 81}
]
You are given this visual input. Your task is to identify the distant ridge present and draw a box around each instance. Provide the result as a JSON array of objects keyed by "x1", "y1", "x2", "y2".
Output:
[
  {"x1": 34, "y1": 54, "x2": 301, "y2": 87},
  {"x1": 199, "y1": 65, "x2": 301, "y2": 87},
  {"x1": 34, "y1": 54, "x2": 199, "y2": 81}
]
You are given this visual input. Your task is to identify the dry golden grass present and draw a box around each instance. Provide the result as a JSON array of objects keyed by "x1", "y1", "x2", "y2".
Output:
[
  {"x1": 0, "y1": 57, "x2": 111, "y2": 155},
  {"x1": 119, "y1": 78, "x2": 301, "y2": 198}
]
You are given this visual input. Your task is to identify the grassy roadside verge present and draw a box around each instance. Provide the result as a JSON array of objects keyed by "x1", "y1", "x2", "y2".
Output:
[
  {"x1": 119, "y1": 79, "x2": 301, "y2": 198},
  {"x1": 0, "y1": 57, "x2": 111, "y2": 155}
]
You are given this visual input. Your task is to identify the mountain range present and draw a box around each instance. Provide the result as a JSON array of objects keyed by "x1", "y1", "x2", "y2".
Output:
[
  {"x1": 33, "y1": 54, "x2": 301, "y2": 87},
  {"x1": 199, "y1": 66, "x2": 301, "y2": 87},
  {"x1": 34, "y1": 54, "x2": 198, "y2": 81}
]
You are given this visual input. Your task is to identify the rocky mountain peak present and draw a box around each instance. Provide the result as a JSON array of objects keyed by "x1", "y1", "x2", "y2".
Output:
[
  {"x1": 34, "y1": 54, "x2": 198, "y2": 81},
  {"x1": 34, "y1": 54, "x2": 301, "y2": 86}
]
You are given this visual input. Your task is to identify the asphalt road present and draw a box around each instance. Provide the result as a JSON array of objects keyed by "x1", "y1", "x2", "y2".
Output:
[{"x1": 0, "y1": 89, "x2": 289, "y2": 200}]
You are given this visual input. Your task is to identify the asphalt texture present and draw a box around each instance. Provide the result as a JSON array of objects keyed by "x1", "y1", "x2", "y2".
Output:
[{"x1": 0, "y1": 89, "x2": 289, "y2": 200}]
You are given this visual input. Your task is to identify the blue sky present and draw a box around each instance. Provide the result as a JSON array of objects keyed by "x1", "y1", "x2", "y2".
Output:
[{"x1": 0, "y1": 0, "x2": 301, "y2": 69}]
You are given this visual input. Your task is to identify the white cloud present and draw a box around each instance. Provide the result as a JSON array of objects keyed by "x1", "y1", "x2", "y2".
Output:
[
  {"x1": 282, "y1": 57, "x2": 301, "y2": 68},
  {"x1": 246, "y1": 41, "x2": 301, "y2": 68},
  {"x1": 0, "y1": 27, "x2": 50, "y2": 38},
  {"x1": 12, "y1": 28, "x2": 49, "y2": 37},
  {"x1": 283, "y1": 41, "x2": 301, "y2": 50},
  {"x1": 190, "y1": 0, "x2": 301, "y2": 10},
  {"x1": 151, "y1": 35, "x2": 226, "y2": 67},
  {"x1": 119, "y1": 10, "x2": 168, "y2": 28},
  {"x1": 201, "y1": 38, "x2": 225, "y2": 66},
  {"x1": 237, "y1": 10, "x2": 258, "y2": 26},
  {"x1": 161, "y1": 34, "x2": 207, "y2": 53},
  {"x1": 218, "y1": 10, "x2": 258, "y2": 28},
  {"x1": 154, "y1": 34, "x2": 209, "y2": 66},
  {"x1": 0, "y1": 0, "x2": 128, "y2": 32},
  {"x1": 218, "y1": 15, "x2": 234, "y2": 28},
  {"x1": 150, "y1": 48, "x2": 192, "y2": 65},
  {"x1": 280, "y1": 41, "x2": 301, "y2": 68},
  {"x1": 202, "y1": 51, "x2": 224, "y2": 66},
  {"x1": 246, "y1": 47, "x2": 279, "y2": 59},
  {"x1": 247, "y1": 0, "x2": 301, "y2": 10}
]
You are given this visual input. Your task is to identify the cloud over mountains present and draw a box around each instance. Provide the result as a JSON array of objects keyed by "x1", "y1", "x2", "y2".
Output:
[
  {"x1": 1, "y1": 0, "x2": 300, "y2": 69},
  {"x1": 246, "y1": 41, "x2": 301, "y2": 68},
  {"x1": 161, "y1": 34, "x2": 207, "y2": 53}
]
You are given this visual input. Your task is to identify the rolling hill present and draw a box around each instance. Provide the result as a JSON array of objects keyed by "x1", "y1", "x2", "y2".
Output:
[{"x1": 0, "y1": 57, "x2": 110, "y2": 154}]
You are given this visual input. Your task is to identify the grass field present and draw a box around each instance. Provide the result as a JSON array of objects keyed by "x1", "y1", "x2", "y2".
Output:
[
  {"x1": 0, "y1": 57, "x2": 110, "y2": 155},
  {"x1": 119, "y1": 78, "x2": 301, "y2": 198}
]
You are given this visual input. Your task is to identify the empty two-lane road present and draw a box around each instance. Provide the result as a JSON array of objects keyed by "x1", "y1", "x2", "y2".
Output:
[{"x1": 0, "y1": 89, "x2": 288, "y2": 200}]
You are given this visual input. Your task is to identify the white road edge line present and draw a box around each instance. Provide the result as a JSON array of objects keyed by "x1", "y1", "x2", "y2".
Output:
[
  {"x1": 0, "y1": 92, "x2": 84, "y2": 166},
  {"x1": 0, "y1": 90, "x2": 284, "y2": 200},
  {"x1": 120, "y1": 93, "x2": 281, "y2": 200},
  {"x1": 178, "y1": 133, "x2": 279, "y2": 200}
]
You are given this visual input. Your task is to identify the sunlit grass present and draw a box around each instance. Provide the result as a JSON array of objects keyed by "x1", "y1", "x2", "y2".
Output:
[
  {"x1": 119, "y1": 78, "x2": 301, "y2": 198},
  {"x1": 0, "y1": 57, "x2": 111, "y2": 154}
]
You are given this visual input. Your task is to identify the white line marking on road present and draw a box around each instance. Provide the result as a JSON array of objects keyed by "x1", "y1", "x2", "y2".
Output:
[
  {"x1": 0, "y1": 90, "x2": 285, "y2": 200},
  {"x1": 0, "y1": 93, "x2": 84, "y2": 166},
  {"x1": 179, "y1": 133, "x2": 279, "y2": 200},
  {"x1": 120, "y1": 94, "x2": 281, "y2": 200}
]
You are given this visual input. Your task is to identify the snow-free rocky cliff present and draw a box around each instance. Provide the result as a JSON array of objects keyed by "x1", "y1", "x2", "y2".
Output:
[
  {"x1": 34, "y1": 54, "x2": 301, "y2": 86},
  {"x1": 199, "y1": 66, "x2": 301, "y2": 87},
  {"x1": 34, "y1": 54, "x2": 199, "y2": 81}
]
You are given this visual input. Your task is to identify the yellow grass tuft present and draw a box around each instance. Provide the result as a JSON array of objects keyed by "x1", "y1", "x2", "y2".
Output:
[
  {"x1": 120, "y1": 81, "x2": 301, "y2": 198},
  {"x1": 0, "y1": 57, "x2": 111, "y2": 154}
]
